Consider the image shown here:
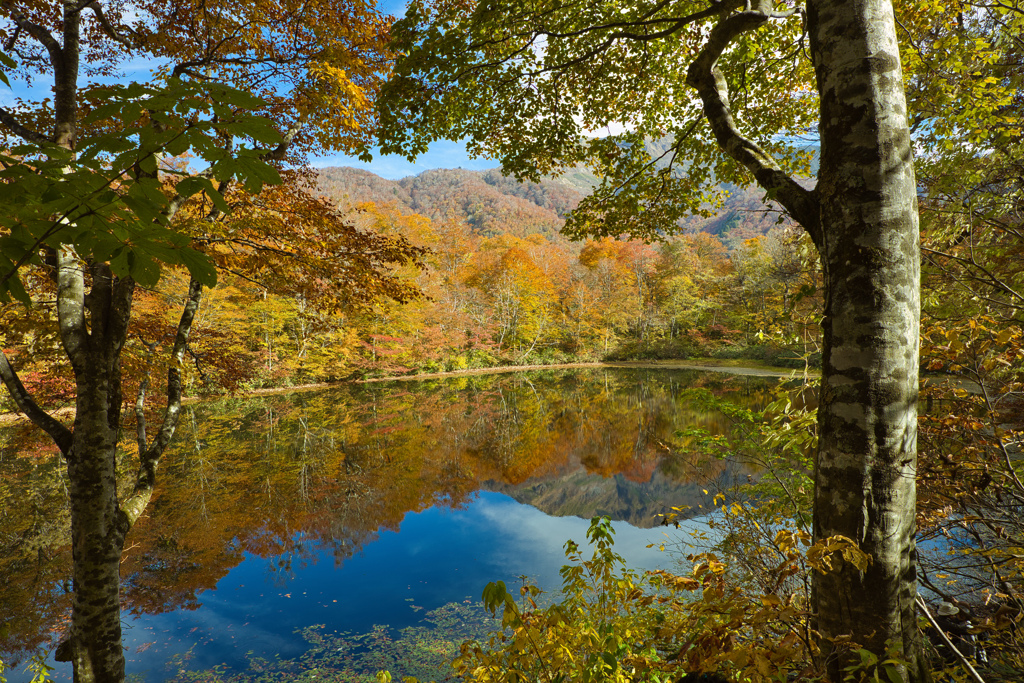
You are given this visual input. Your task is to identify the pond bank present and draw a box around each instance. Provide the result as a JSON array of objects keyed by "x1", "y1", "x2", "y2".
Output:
[
  {"x1": 0, "y1": 359, "x2": 811, "y2": 426},
  {"x1": 361, "y1": 359, "x2": 814, "y2": 383}
]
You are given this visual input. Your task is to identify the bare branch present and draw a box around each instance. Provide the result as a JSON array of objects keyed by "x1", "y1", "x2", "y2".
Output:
[
  {"x1": 0, "y1": 347, "x2": 73, "y2": 455},
  {"x1": 685, "y1": 5, "x2": 820, "y2": 247}
]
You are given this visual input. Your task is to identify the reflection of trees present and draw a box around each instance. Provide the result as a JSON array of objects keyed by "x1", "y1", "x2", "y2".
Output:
[
  {"x1": 0, "y1": 368, "x2": 774, "y2": 659},
  {"x1": 0, "y1": 429, "x2": 72, "y2": 667}
]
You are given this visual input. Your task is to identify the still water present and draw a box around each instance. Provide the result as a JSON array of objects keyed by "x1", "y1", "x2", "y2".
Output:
[{"x1": 0, "y1": 367, "x2": 790, "y2": 682}]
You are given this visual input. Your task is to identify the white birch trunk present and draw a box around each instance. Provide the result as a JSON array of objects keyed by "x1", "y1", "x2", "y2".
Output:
[{"x1": 808, "y1": 1, "x2": 929, "y2": 679}]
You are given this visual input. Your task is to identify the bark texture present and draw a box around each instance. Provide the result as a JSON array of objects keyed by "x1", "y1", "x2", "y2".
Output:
[
  {"x1": 688, "y1": 1, "x2": 927, "y2": 677},
  {"x1": 807, "y1": 1, "x2": 928, "y2": 680},
  {"x1": 54, "y1": 257, "x2": 135, "y2": 683}
]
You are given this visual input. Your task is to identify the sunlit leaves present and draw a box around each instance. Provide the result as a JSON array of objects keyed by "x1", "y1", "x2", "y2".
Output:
[
  {"x1": 456, "y1": 509, "x2": 885, "y2": 683},
  {"x1": 379, "y1": 0, "x2": 816, "y2": 240},
  {"x1": 0, "y1": 77, "x2": 288, "y2": 298}
]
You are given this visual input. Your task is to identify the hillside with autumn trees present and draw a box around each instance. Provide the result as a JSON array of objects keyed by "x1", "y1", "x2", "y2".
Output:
[
  {"x1": 1, "y1": 175, "x2": 814, "y2": 418},
  {"x1": 0, "y1": 163, "x2": 817, "y2": 416},
  {"x1": 4, "y1": 2, "x2": 1024, "y2": 682}
]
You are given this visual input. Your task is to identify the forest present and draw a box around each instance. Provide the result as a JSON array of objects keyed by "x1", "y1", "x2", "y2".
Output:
[
  {"x1": 0, "y1": 0, "x2": 1023, "y2": 683},
  {"x1": 2, "y1": 164, "x2": 820, "y2": 406}
]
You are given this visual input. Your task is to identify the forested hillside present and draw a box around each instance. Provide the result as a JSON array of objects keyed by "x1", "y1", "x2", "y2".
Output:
[
  {"x1": 1, "y1": 160, "x2": 822, "y2": 415},
  {"x1": 315, "y1": 150, "x2": 804, "y2": 244},
  {"x1": 316, "y1": 167, "x2": 584, "y2": 238}
]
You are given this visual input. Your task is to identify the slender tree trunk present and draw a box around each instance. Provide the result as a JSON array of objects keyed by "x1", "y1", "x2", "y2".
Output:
[
  {"x1": 808, "y1": 1, "x2": 929, "y2": 680},
  {"x1": 63, "y1": 369, "x2": 129, "y2": 682},
  {"x1": 52, "y1": 257, "x2": 135, "y2": 682}
]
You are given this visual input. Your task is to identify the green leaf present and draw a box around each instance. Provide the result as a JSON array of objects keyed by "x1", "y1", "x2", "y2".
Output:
[
  {"x1": 882, "y1": 663, "x2": 903, "y2": 683},
  {"x1": 206, "y1": 186, "x2": 232, "y2": 215},
  {"x1": 109, "y1": 248, "x2": 130, "y2": 278},
  {"x1": 175, "y1": 176, "x2": 212, "y2": 198},
  {"x1": 205, "y1": 83, "x2": 266, "y2": 109},
  {"x1": 178, "y1": 247, "x2": 218, "y2": 287},
  {"x1": 120, "y1": 193, "x2": 162, "y2": 225},
  {"x1": 128, "y1": 251, "x2": 161, "y2": 288},
  {"x1": 0, "y1": 269, "x2": 31, "y2": 306}
]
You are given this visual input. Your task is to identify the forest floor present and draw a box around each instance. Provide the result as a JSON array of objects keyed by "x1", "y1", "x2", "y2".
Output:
[{"x1": 0, "y1": 359, "x2": 812, "y2": 426}]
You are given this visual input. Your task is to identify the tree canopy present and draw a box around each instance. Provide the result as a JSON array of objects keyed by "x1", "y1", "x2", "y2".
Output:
[
  {"x1": 0, "y1": 0, "x2": 396, "y2": 302},
  {"x1": 379, "y1": 0, "x2": 818, "y2": 242}
]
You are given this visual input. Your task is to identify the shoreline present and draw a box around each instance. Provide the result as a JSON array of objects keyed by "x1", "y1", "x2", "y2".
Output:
[{"x1": 0, "y1": 359, "x2": 812, "y2": 426}]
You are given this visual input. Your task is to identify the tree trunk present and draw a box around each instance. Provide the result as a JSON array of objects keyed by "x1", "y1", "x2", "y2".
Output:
[
  {"x1": 808, "y1": 1, "x2": 929, "y2": 680},
  {"x1": 51, "y1": 257, "x2": 135, "y2": 682},
  {"x1": 686, "y1": 2, "x2": 928, "y2": 678},
  {"x1": 39, "y1": 259, "x2": 202, "y2": 683},
  {"x1": 62, "y1": 374, "x2": 129, "y2": 682}
]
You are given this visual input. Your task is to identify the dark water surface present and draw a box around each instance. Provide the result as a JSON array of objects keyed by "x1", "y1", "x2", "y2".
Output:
[{"x1": 0, "y1": 367, "x2": 786, "y2": 682}]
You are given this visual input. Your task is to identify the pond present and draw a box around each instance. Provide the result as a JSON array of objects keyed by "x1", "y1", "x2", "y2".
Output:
[{"x1": 0, "y1": 367, "x2": 794, "y2": 682}]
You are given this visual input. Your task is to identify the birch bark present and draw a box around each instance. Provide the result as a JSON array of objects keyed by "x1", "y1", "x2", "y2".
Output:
[
  {"x1": 807, "y1": 1, "x2": 928, "y2": 679},
  {"x1": 688, "y1": 1, "x2": 927, "y2": 677}
]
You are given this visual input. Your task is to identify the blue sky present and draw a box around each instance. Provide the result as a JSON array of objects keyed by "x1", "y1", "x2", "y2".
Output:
[{"x1": 314, "y1": 139, "x2": 497, "y2": 179}]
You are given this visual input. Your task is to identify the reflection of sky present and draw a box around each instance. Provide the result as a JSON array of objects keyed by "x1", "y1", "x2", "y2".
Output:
[{"x1": 15, "y1": 492, "x2": 702, "y2": 682}]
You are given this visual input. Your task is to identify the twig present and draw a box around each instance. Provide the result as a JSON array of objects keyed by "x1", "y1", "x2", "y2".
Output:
[{"x1": 915, "y1": 596, "x2": 986, "y2": 683}]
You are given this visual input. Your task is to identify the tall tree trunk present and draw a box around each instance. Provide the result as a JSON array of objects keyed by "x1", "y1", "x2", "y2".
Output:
[
  {"x1": 53, "y1": 256, "x2": 135, "y2": 682},
  {"x1": 63, "y1": 371, "x2": 129, "y2": 683},
  {"x1": 808, "y1": 1, "x2": 929, "y2": 680},
  {"x1": 687, "y1": 1, "x2": 928, "y2": 678}
]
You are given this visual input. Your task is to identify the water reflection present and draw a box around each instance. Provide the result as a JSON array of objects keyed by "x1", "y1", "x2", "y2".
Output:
[{"x1": 0, "y1": 367, "x2": 780, "y2": 680}]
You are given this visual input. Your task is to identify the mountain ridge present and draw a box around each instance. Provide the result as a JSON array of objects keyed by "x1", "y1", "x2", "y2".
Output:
[{"x1": 315, "y1": 147, "x2": 813, "y2": 243}]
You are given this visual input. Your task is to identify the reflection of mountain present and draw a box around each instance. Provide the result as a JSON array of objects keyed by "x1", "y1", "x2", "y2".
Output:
[
  {"x1": 488, "y1": 467, "x2": 737, "y2": 529},
  {"x1": 0, "y1": 368, "x2": 774, "y2": 661}
]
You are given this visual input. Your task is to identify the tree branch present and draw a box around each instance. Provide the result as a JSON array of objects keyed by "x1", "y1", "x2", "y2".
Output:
[
  {"x1": 134, "y1": 374, "x2": 148, "y2": 460},
  {"x1": 685, "y1": 4, "x2": 821, "y2": 247},
  {"x1": 915, "y1": 597, "x2": 987, "y2": 683},
  {"x1": 119, "y1": 276, "x2": 202, "y2": 529},
  {"x1": 262, "y1": 122, "x2": 300, "y2": 162},
  {"x1": 0, "y1": 347, "x2": 73, "y2": 454},
  {"x1": 82, "y1": 1, "x2": 136, "y2": 50},
  {"x1": 539, "y1": 0, "x2": 734, "y2": 43},
  {"x1": 3, "y1": 24, "x2": 20, "y2": 51},
  {"x1": 0, "y1": 105, "x2": 50, "y2": 144},
  {"x1": 133, "y1": 335, "x2": 158, "y2": 458},
  {"x1": 3, "y1": 4, "x2": 63, "y2": 61}
]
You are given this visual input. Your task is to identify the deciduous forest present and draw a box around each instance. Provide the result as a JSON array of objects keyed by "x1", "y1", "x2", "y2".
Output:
[
  {"x1": 3, "y1": 164, "x2": 822, "y2": 400},
  {"x1": 0, "y1": 0, "x2": 1022, "y2": 682}
]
